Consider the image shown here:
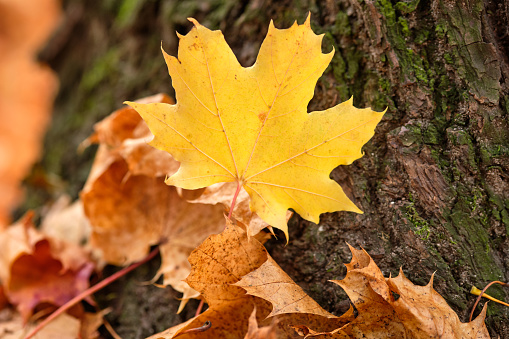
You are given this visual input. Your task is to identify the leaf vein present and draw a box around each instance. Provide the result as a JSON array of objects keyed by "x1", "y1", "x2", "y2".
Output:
[
  {"x1": 245, "y1": 116, "x2": 380, "y2": 180},
  {"x1": 197, "y1": 31, "x2": 240, "y2": 178},
  {"x1": 172, "y1": 174, "x2": 233, "y2": 182},
  {"x1": 172, "y1": 67, "x2": 217, "y2": 117},
  {"x1": 249, "y1": 181, "x2": 341, "y2": 203},
  {"x1": 143, "y1": 110, "x2": 235, "y2": 178},
  {"x1": 244, "y1": 184, "x2": 277, "y2": 218},
  {"x1": 242, "y1": 30, "x2": 305, "y2": 179}
]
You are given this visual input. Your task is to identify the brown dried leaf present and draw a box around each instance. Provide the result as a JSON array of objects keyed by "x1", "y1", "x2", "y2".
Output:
[
  {"x1": 0, "y1": 306, "x2": 105, "y2": 339},
  {"x1": 148, "y1": 299, "x2": 265, "y2": 339},
  {"x1": 149, "y1": 221, "x2": 270, "y2": 339},
  {"x1": 149, "y1": 221, "x2": 345, "y2": 339},
  {"x1": 185, "y1": 220, "x2": 268, "y2": 307},
  {"x1": 384, "y1": 271, "x2": 489, "y2": 338},
  {"x1": 32, "y1": 313, "x2": 81, "y2": 339},
  {"x1": 82, "y1": 93, "x2": 179, "y2": 179},
  {"x1": 0, "y1": 214, "x2": 94, "y2": 321},
  {"x1": 300, "y1": 245, "x2": 489, "y2": 338},
  {"x1": 0, "y1": 311, "x2": 81, "y2": 339},
  {"x1": 84, "y1": 94, "x2": 167, "y2": 146},
  {"x1": 80, "y1": 308, "x2": 110, "y2": 339},
  {"x1": 82, "y1": 153, "x2": 225, "y2": 300}
]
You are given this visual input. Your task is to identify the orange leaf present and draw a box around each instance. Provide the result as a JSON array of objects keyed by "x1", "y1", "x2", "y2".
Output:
[
  {"x1": 149, "y1": 220, "x2": 271, "y2": 339},
  {"x1": 185, "y1": 220, "x2": 268, "y2": 307},
  {"x1": 0, "y1": 214, "x2": 94, "y2": 321}
]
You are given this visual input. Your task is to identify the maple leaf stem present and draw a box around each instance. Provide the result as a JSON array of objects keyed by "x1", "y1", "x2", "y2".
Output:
[
  {"x1": 195, "y1": 299, "x2": 205, "y2": 316},
  {"x1": 24, "y1": 247, "x2": 160, "y2": 339},
  {"x1": 227, "y1": 181, "x2": 242, "y2": 220},
  {"x1": 469, "y1": 280, "x2": 509, "y2": 322}
]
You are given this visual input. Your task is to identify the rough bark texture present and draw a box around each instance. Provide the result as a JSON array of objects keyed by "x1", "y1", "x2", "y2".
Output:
[{"x1": 22, "y1": 0, "x2": 509, "y2": 337}]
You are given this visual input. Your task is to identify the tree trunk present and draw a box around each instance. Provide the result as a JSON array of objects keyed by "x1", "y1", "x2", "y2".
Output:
[{"x1": 29, "y1": 0, "x2": 508, "y2": 337}]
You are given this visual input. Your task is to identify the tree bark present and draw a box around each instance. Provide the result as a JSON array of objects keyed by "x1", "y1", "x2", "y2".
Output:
[{"x1": 31, "y1": 0, "x2": 509, "y2": 337}]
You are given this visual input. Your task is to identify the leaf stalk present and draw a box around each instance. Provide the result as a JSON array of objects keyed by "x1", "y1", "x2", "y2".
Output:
[{"x1": 227, "y1": 181, "x2": 242, "y2": 220}]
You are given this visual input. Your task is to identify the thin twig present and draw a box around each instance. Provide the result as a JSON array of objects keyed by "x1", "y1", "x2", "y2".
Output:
[
  {"x1": 470, "y1": 286, "x2": 509, "y2": 307},
  {"x1": 469, "y1": 280, "x2": 509, "y2": 322},
  {"x1": 24, "y1": 247, "x2": 160, "y2": 339}
]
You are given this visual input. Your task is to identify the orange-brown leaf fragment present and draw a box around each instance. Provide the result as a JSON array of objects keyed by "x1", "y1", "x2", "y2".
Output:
[
  {"x1": 82, "y1": 93, "x2": 179, "y2": 180},
  {"x1": 149, "y1": 220, "x2": 271, "y2": 339},
  {"x1": 0, "y1": 214, "x2": 93, "y2": 321},
  {"x1": 127, "y1": 17, "x2": 385, "y2": 239},
  {"x1": 41, "y1": 196, "x2": 91, "y2": 246}
]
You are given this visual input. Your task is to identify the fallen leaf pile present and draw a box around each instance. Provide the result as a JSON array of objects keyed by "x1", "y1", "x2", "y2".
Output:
[
  {"x1": 0, "y1": 12, "x2": 495, "y2": 339},
  {"x1": 148, "y1": 221, "x2": 345, "y2": 339},
  {"x1": 148, "y1": 223, "x2": 489, "y2": 338},
  {"x1": 80, "y1": 94, "x2": 223, "y2": 306},
  {"x1": 0, "y1": 0, "x2": 60, "y2": 227}
]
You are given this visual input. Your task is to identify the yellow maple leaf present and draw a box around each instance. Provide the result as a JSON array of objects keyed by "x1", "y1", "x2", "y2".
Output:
[{"x1": 127, "y1": 16, "x2": 385, "y2": 238}]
